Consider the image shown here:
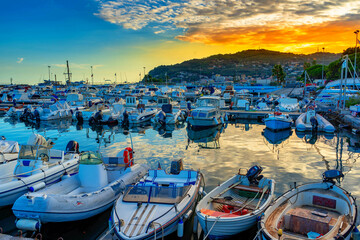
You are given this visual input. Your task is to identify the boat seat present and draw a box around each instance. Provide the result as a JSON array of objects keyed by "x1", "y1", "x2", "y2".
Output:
[
  {"x1": 211, "y1": 198, "x2": 256, "y2": 211},
  {"x1": 200, "y1": 208, "x2": 240, "y2": 218},
  {"x1": 102, "y1": 156, "x2": 125, "y2": 166},
  {"x1": 145, "y1": 170, "x2": 197, "y2": 185},
  {"x1": 233, "y1": 184, "x2": 269, "y2": 194},
  {"x1": 281, "y1": 207, "x2": 337, "y2": 236}
]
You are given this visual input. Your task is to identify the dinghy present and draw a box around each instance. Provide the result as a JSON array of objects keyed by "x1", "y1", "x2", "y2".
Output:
[
  {"x1": 295, "y1": 105, "x2": 335, "y2": 133},
  {"x1": 259, "y1": 170, "x2": 357, "y2": 240},
  {"x1": 196, "y1": 166, "x2": 275, "y2": 239},
  {"x1": 264, "y1": 112, "x2": 293, "y2": 131},
  {"x1": 0, "y1": 138, "x2": 79, "y2": 207},
  {"x1": 111, "y1": 159, "x2": 204, "y2": 239},
  {"x1": 13, "y1": 150, "x2": 149, "y2": 231}
]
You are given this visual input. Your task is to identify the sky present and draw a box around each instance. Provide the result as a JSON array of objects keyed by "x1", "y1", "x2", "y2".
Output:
[{"x1": 0, "y1": 0, "x2": 359, "y2": 85}]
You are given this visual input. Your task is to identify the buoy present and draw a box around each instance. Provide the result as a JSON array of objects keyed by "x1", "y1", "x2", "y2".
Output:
[
  {"x1": 220, "y1": 116, "x2": 224, "y2": 124},
  {"x1": 352, "y1": 227, "x2": 360, "y2": 240},
  {"x1": 29, "y1": 182, "x2": 46, "y2": 192},
  {"x1": 61, "y1": 173, "x2": 71, "y2": 180},
  {"x1": 213, "y1": 117, "x2": 219, "y2": 125},
  {"x1": 193, "y1": 215, "x2": 198, "y2": 233},
  {"x1": 177, "y1": 218, "x2": 184, "y2": 238}
]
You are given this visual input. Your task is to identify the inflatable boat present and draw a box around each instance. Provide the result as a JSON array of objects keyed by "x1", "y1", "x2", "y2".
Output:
[
  {"x1": 295, "y1": 108, "x2": 335, "y2": 133},
  {"x1": 13, "y1": 150, "x2": 149, "y2": 230}
]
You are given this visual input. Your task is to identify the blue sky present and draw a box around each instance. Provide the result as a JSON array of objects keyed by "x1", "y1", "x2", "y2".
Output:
[{"x1": 0, "y1": 0, "x2": 357, "y2": 84}]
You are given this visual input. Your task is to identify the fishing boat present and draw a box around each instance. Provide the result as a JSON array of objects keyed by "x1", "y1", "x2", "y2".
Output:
[
  {"x1": 110, "y1": 159, "x2": 204, "y2": 239},
  {"x1": 295, "y1": 105, "x2": 335, "y2": 133},
  {"x1": 187, "y1": 96, "x2": 225, "y2": 129},
  {"x1": 0, "y1": 136, "x2": 19, "y2": 163},
  {"x1": 263, "y1": 112, "x2": 293, "y2": 131},
  {"x1": 13, "y1": 150, "x2": 149, "y2": 231},
  {"x1": 196, "y1": 166, "x2": 274, "y2": 239},
  {"x1": 259, "y1": 170, "x2": 357, "y2": 240},
  {"x1": 0, "y1": 136, "x2": 79, "y2": 207},
  {"x1": 151, "y1": 104, "x2": 183, "y2": 125}
]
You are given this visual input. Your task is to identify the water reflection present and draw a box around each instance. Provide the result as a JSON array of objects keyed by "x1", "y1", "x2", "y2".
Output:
[
  {"x1": 262, "y1": 128, "x2": 292, "y2": 160},
  {"x1": 186, "y1": 124, "x2": 225, "y2": 149},
  {"x1": 153, "y1": 122, "x2": 186, "y2": 138}
]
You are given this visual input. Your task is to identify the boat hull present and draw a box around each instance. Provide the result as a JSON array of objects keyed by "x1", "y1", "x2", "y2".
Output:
[{"x1": 264, "y1": 119, "x2": 292, "y2": 131}]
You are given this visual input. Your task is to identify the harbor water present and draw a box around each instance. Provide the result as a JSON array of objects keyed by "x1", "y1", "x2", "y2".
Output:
[{"x1": 1, "y1": 117, "x2": 359, "y2": 239}]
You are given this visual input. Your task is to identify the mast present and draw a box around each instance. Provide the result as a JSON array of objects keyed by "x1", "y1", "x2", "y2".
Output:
[
  {"x1": 64, "y1": 60, "x2": 72, "y2": 86},
  {"x1": 91, "y1": 66, "x2": 94, "y2": 85}
]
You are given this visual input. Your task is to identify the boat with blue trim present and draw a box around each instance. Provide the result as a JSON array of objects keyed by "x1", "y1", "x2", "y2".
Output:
[
  {"x1": 264, "y1": 112, "x2": 293, "y2": 131},
  {"x1": 110, "y1": 159, "x2": 204, "y2": 239}
]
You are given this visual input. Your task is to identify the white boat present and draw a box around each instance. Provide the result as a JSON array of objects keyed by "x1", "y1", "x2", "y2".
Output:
[
  {"x1": 0, "y1": 137, "x2": 19, "y2": 163},
  {"x1": 259, "y1": 170, "x2": 357, "y2": 240},
  {"x1": 264, "y1": 112, "x2": 293, "y2": 131},
  {"x1": 12, "y1": 150, "x2": 149, "y2": 230},
  {"x1": 151, "y1": 104, "x2": 183, "y2": 125},
  {"x1": 73, "y1": 102, "x2": 109, "y2": 122},
  {"x1": 31, "y1": 101, "x2": 74, "y2": 121},
  {"x1": 89, "y1": 103, "x2": 124, "y2": 125},
  {"x1": 187, "y1": 96, "x2": 225, "y2": 129},
  {"x1": 110, "y1": 160, "x2": 204, "y2": 239},
  {"x1": 0, "y1": 138, "x2": 79, "y2": 207},
  {"x1": 196, "y1": 166, "x2": 274, "y2": 239},
  {"x1": 277, "y1": 97, "x2": 300, "y2": 112},
  {"x1": 296, "y1": 106, "x2": 335, "y2": 133}
]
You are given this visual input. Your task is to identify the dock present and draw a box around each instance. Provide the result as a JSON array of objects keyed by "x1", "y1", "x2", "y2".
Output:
[{"x1": 223, "y1": 110, "x2": 301, "y2": 121}]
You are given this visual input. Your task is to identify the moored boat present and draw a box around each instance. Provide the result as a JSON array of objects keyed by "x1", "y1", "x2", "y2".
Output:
[
  {"x1": 13, "y1": 150, "x2": 149, "y2": 231},
  {"x1": 264, "y1": 112, "x2": 293, "y2": 131},
  {"x1": 196, "y1": 166, "x2": 275, "y2": 239},
  {"x1": 110, "y1": 159, "x2": 204, "y2": 240},
  {"x1": 259, "y1": 170, "x2": 357, "y2": 240},
  {"x1": 295, "y1": 105, "x2": 335, "y2": 133}
]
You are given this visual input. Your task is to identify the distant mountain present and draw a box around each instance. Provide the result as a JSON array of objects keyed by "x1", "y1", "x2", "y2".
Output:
[{"x1": 148, "y1": 49, "x2": 341, "y2": 82}]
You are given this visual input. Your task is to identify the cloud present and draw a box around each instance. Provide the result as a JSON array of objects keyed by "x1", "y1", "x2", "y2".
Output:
[
  {"x1": 52, "y1": 63, "x2": 104, "y2": 69},
  {"x1": 17, "y1": 58, "x2": 24, "y2": 64},
  {"x1": 95, "y1": 0, "x2": 360, "y2": 51}
]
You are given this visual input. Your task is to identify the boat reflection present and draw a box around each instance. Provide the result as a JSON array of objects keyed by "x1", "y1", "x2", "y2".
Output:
[
  {"x1": 262, "y1": 127, "x2": 292, "y2": 160},
  {"x1": 186, "y1": 124, "x2": 225, "y2": 149},
  {"x1": 152, "y1": 122, "x2": 186, "y2": 138},
  {"x1": 295, "y1": 130, "x2": 334, "y2": 145}
]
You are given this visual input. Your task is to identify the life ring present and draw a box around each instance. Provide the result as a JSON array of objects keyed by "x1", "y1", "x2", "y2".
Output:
[
  {"x1": 115, "y1": 97, "x2": 120, "y2": 102},
  {"x1": 123, "y1": 147, "x2": 133, "y2": 167}
]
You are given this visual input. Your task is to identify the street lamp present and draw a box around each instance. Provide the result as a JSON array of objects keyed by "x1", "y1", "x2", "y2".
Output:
[
  {"x1": 322, "y1": 47, "x2": 325, "y2": 82},
  {"x1": 354, "y1": 30, "x2": 359, "y2": 81}
]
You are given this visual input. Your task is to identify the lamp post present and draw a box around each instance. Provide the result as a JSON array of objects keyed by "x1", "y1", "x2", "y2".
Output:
[
  {"x1": 354, "y1": 30, "x2": 359, "y2": 82},
  {"x1": 48, "y1": 66, "x2": 51, "y2": 81},
  {"x1": 322, "y1": 47, "x2": 325, "y2": 82},
  {"x1": 143, "y1": 67, "x2": 146, "y2": 83}
]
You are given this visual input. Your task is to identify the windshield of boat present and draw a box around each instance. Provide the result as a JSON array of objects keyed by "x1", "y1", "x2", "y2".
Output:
[
  {"x1": 197, "y1": 98, "x2": 219, "y2": 107},
  {"x1": 19, "y1": 145, "x2": 48, "y2": 160},
  {"x1": 122, "y1": 185, "x2": 191, "y2": 204},
  {"x1": 80, "y1": 151, "x2": 102, "y2": 165}
]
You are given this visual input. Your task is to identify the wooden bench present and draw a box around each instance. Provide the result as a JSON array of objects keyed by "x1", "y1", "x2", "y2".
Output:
[
  {"x1": 211, "y1": 198, "x2": 256, "y2": 211},
  {"x1": 233, "y1": 184, "x2": 269, "y2": 194}
]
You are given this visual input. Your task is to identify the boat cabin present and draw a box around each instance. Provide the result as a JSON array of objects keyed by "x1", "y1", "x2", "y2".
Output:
[{"x1": 125, "y1": 96, "x2": 138, "y2": 107}]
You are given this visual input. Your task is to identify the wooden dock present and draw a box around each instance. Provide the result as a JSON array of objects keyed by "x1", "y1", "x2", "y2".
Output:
[{"x1": 223, "y1": 110, "x2": 301, "y2": 121}]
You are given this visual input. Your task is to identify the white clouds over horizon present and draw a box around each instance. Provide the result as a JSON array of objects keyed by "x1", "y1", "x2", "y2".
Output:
[
  {"x1": 95, "y1": 0, "x2": 360, "y2": 45},
  {"x1": 17, "y1": 58, "x2": 24, "y2": 63}
]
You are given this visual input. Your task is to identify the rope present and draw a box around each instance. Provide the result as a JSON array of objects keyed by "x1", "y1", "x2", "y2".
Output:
[
  {"x1": 97, "y1": 223, "x2": 118, "y2": 240},
  {"x1": 152, "y1": 222, "x2": 164, "y2": 240},
  {"x1": 0, "y1": 162, "x2": 60, "y2": 180}
]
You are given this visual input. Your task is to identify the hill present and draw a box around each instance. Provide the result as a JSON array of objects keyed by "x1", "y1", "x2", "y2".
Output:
[{"x1": 147, "y1": 49, "x2": 341, "y2": 82}]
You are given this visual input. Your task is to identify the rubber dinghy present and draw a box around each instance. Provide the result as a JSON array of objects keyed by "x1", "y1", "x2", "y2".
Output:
[
  {"x1": 13, "y1": 149, "x2": 149, "y2": 231},
  {"x1": 295, "y1": 107, "x2": 335, "y2": 133},
  {"x1": 0, "y1": 136, "x2": 80, "y2": 207},
  {"x1": 259, "y1": 170, "x2": 357, "y2": 240},
  {"x1": 110, "y1": 159, "x2": 204, "y2": 240},
  {"x1": 196, "y1": 166, "x2": 275, "y2": 239},
  {"x1": 0, "y1": 136, "x2": 19, "y2": 163}
]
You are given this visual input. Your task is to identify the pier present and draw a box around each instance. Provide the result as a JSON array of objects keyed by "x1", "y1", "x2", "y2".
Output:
[{"x1": 223, "y1": 110, "x2": 301, "y2": 121}]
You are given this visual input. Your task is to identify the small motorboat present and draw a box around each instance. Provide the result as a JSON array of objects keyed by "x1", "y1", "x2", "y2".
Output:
[
  {"x1": 196, "y1": 166, "x2": 275, "y2": 239},
  {"x1": 187, "y1": 96, "x2": 225, "y2": 129},
  {"x1": 296, "y1": 105, "x2": 335, "y2": 133},
  {"x1": 13, "y1": 149, "x2": 149, "y2": 231},
  {"x1": 151, "y1": 104, "x2": 183, "y2": 125},
  {"x1": 264, "y1": 112, "x2": 293, "y2": 131},
  {"x1": 0, "y1": 136, "x2": 80, "y2": 207},
  {"x1": 259, "y1": 170, "x2": 357, "y2": 240},
  {"x1": 110, "y1": 159, "x2": 204, "y2": 239},
  {"x1": 0, "y1": 136, "x2": 19, "y2": 163}
]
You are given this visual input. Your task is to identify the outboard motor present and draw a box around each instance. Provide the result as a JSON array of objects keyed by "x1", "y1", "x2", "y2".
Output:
[
  {"x1": 170, "y1": 159, "x2": 184, "y2": 175},
  {"x1": 122, "y1": 111, "x2": 129, "y2": 126},
  {"x1": 310, "y1": 116, "x2": 318, "y2": 132},
  {"x1": 34, "y1": 109, "x2": 40, "y2": 122},
  {"x1": 76, "y1": 111, "x2": 83, "y2": 123},
  {"x1": 94, "y1": 110, "x2": 103, "y2": 124},
  {"x1": 158, "y1": 111, "x2": 166, "y2": 125},
  {"x1": 65, "y1": 140, "x2": 80, "y2": 154},
  {"x1": 322, "y1": 170, "x2": 344, "y2": 184},
  {"x1": 246, "y1": 165, "x2": 263, "y2": 185}
]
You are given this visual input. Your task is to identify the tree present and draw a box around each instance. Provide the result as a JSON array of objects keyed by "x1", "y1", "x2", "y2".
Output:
[
  {"x1": 272, "y1": 64, "x2": 286, "y2": 84},
  {"x1": 343, "y1": 47, "x2": 360, "y2": 56},
  {"x1": 303, "y1": 62, "x2": 311, "y2": 70}
]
